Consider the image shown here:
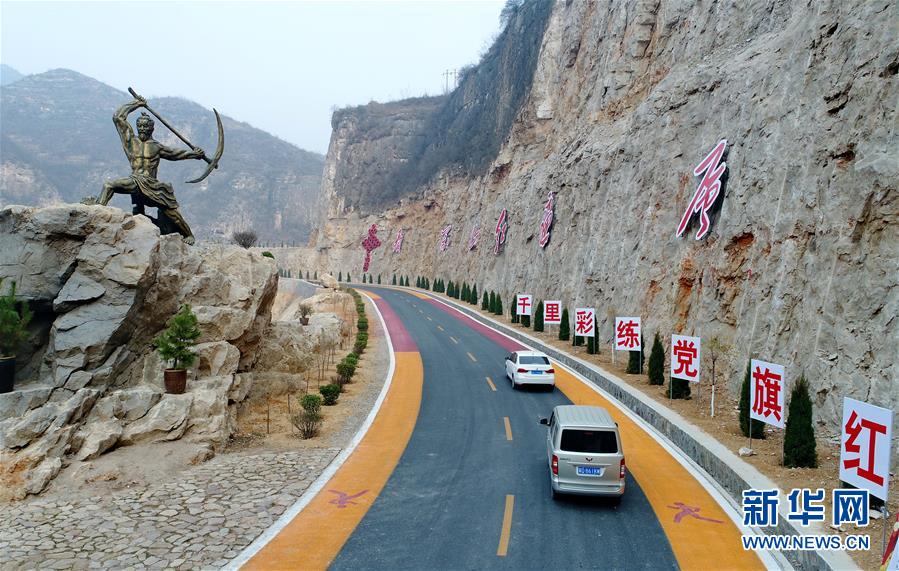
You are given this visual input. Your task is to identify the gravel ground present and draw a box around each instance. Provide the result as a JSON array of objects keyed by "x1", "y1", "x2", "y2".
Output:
[{"x1": 0, "y1": 293, "x2": 392, "y2": 571}]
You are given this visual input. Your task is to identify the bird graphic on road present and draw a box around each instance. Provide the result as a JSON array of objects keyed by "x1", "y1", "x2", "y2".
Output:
[{"x1": 328, "y1": 489, "x2": 369, "y2": 508}]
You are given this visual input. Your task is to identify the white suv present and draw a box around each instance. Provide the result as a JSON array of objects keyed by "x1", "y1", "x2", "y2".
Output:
[{"x1": 504, "y1": 350, "x2": 555, "y2": 389}]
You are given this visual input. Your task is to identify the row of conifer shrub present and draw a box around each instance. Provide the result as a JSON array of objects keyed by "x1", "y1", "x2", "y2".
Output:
[{"x1": 416, "y1": 281, "x2": 818, "y2": 469}]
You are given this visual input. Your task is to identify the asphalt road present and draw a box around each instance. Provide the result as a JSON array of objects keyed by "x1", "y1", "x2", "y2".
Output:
[{"x1": 331, "y1": 287, "x2": 678, "y2": 570}]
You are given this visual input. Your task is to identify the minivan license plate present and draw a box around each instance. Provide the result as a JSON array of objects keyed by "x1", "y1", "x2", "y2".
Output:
[{"x1": 577, "y1": 466, "x2": 602, "y2": 476}]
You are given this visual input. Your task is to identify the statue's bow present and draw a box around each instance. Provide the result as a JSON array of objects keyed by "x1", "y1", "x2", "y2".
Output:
[
  {"x1": 128, "y1": 87, "x2": 225, "y2": 184},
  {"x1": 186, "y1": 109, "x2": 224, "y2": 184}
]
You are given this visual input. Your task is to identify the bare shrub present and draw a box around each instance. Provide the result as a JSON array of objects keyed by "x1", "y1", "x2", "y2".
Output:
[{"x1": 232, "y1": 230, "x2": 258, "y2": 248}]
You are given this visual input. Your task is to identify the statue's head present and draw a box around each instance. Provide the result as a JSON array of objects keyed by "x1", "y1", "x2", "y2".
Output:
[{"x1": 136, "y1": 112, "x2": 154, "y2": 141}]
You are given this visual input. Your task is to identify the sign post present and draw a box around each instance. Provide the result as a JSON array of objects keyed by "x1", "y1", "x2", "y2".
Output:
[
  {"x1": 517, "y1": 294, "x2": 533, "y2": 317},
  {"x1": 671, "y1": 334, "x2": 701, "y2": 400},
  {"x1": 748, "y1": 359, "x2": 785, "y2": 452},
  {"x1": 615, "y1": 317, "x2": 642, "y2": 373},
  {"x1": 840, "y1": 397, "x2": 893, "y2": 558},
  {"x1": 544, "y1": 300, "x2": 562, "y2": 336},
  {"x1": 575, "y1": 308, "x2": 595, "y2": 342}
]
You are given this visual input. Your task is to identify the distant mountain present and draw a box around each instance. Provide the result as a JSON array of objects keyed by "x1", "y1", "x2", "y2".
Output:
[
  {"x1": 0, "y1": 68, "x2": 324, "y2": 243},
  {"x1": 0, "y1": 64, "x2": 24, "y2": 86}
]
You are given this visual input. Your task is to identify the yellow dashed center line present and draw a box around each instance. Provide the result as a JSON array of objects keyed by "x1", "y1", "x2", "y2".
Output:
[
  {"x1": 503, "y1": 417, "x2": 512, "y2": 441},
  {"x1": 497, "y1": 495, "x2": 514, "y2": 556},
  {"x1": 485, "y1": 377, "x2": 497, "y2": 391},
  {"x1": 449, "y1": 336, "x2": 459, "y2": 344}
]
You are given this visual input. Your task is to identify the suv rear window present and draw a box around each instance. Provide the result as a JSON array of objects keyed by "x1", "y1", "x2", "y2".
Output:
[
  {"x1": 560, "y1": 429, "x2": 618, "y2": 453},
  {"x1": 519, "y1": 356, "x2": 550, "y2": 365}
]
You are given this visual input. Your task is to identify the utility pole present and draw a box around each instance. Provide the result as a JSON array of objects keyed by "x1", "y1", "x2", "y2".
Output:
[{"x1": 443, "y1": 69, "x2": 459, "y2": 94}]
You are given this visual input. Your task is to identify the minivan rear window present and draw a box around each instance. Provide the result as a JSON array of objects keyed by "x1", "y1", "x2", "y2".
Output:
[
  {"x1": 560, "y1": 430, "x2": 618, "y2": 453},
  {"x1": 519, "y1": 356, "x2": 550, "y2": 365}
]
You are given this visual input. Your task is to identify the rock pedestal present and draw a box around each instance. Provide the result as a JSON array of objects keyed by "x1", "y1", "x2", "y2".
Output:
[{"x1": 0, "y1": 204, "x2": 282, "y2": 500}]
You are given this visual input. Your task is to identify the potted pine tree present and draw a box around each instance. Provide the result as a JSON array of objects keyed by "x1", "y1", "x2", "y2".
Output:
[
  {"x1": 154, "y1": 304, "x2": 201, "y2": 394},
  {"x1": 299, "y1": 303, "x2": 312, "y2": 326},
  {"x1": 0, "y1": 278, "x2": 32, "y2": 394}
]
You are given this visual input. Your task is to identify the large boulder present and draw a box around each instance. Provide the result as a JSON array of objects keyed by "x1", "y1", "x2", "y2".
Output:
[
  {"x1": 0, "y1": 204, "x2": 280, "y2": 499},
  {"x1": 254, "y1": 322, "x2": 315, "y2": 374},
  {"x1": 320, "y1": 273, "x2": 338, "y2": 289},
  {"x1": 74, "y1": 419, "x2": 122, "y2": 461},
  {"x1": 119, "y1": 394, "x2": 193, "y2": 445}
]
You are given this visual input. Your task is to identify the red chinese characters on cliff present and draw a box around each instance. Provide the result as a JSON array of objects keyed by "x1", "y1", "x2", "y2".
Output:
[
  {"x1": 677, "y1": 139, "x2": 727, "y2": 240},
  {"x1": 439, "y1": 225, "x2": 452, "y2": 252},
  {"x1": 392, "y1": 229, "x2": 404, "y2": 254},
  {"x1": 539, "y1": 192, "x2": 555, "y2": 248},
  {"x1": 468, "y1": 226, "x2": 481, "y2": 251},
  {"x1": 361, "y1": 224, "x2": 381, "y2": 272},
  {"x1": 494, "y1": 209, "x2": 509, "y2": 255}
]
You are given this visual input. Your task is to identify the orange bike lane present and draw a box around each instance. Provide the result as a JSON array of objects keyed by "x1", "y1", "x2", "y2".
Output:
[
  {"x1": 241, "y1": 291, "x2": 423, "y2": 570},
  {"x1": 422, "y1": 293, "x2": 767, "y2": 571}
]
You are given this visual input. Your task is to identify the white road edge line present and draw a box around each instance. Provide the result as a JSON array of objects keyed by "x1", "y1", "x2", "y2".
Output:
[
  {"x1": 423, "y1": 293, "x2": 790, "y2": 571},
  {"x1": 226, "y1": 290, "x2": 398, "y2": 570}
]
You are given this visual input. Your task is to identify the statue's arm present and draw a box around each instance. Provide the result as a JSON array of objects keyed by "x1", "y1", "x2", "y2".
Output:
[
  {"x1": 113, "y1": 100, "x2": 143, "y2": 151},
  {"x1": 159, "y1": 144, "x2": 204, "y2": 161}
]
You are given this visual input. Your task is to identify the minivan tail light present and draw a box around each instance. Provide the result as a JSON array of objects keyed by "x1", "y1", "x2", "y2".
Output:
[
  {"x1": 546, "y1": 368, "x2": 555, "y2": 373},
  {"x1": 551, "y1": 454, "x2": 559, "y2": 475},
  {"x1": 516, "y1": 368, "x2": 528, "y2": 373},
  {"x1": 619, "y1": 458, "x2": 626, "y2": 479}
]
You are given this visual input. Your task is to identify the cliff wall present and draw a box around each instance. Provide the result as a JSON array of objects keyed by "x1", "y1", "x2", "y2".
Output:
[{"x1": 308, "y1": 0, "x2": 897, "y2": 441}]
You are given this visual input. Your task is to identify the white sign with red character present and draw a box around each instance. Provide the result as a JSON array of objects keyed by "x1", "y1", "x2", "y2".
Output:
[
  {"x1": 749, "y1": 359, "x2": 785, "y2": 429},
  {"x1": 574, "y1": 308, "x2": 595, "y2": 338},
  {"x1": 544, "y1": 300, "x2": 562, "y2": 325},
  {"x1": 615, "y1": 317, "x2": 641, "y2": 350},
  {"x1": 516, "y1": 294, "x2": 533, "y2": 317},
  {"x1": 670, "y1": 335, "x2": 701, "y2": 383},
  {"x1": 840, "y1": 398, "x2": 893, "y2": 501}
]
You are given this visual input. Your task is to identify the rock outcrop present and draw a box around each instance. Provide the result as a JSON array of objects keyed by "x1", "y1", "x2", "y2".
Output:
[
  {"x1": 304, "y1": 0, "x2": 898, "y2": 448},
  {"x1": 0, "y1": 204, "x2": 284, "y2": 499}
]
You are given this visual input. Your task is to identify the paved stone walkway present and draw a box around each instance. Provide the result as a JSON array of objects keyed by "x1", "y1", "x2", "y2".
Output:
[{"x1": 0, "y1": 448, "x2": 339, "y2": 570}]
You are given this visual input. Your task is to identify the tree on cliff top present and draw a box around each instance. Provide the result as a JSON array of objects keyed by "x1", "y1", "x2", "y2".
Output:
[{"x1": 232, "y1": 230, "x2": 257, "y2": 248}]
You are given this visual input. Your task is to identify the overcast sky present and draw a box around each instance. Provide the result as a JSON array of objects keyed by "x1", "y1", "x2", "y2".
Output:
[{"x1": 1, "y1": 1, "x2": 504, "y2": 154}]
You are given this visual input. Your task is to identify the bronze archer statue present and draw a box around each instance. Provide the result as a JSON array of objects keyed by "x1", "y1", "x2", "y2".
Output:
[{"x1": 99, "y1": 88, "x2": 224, "y2": 244}]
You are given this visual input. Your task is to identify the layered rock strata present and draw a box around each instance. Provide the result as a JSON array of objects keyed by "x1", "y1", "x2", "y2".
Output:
[
  {"x1": 305, "y1": 0, "x2": 898, "y2": 445},
  {"x1": 0, "y1": 205, "x2": 334, "y2": 500}
]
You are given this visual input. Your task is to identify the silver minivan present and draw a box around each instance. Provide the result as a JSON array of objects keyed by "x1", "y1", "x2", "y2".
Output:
[{"x1": 539, "y1": 405, "x2": 625, "y2": 501}]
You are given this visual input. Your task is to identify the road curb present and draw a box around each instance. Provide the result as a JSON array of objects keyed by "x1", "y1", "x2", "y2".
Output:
[
  {"x1": 225, "y1": 290, "x2": 398, "y2": 570},
  {"x1": 416, "y1": 289, "x2": 856, "y2": 571}
]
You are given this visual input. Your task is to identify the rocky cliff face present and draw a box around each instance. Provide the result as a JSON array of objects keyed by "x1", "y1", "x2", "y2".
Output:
[
  {"x1": 0, "y1": 204, "x2": 330, "y2": 500},
  {"x1": 310, "y1": 1, "x2": 898, "y2": 442},
  {"x1": 1, "y1": 69, "x2": 325, "y2": 243}
]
